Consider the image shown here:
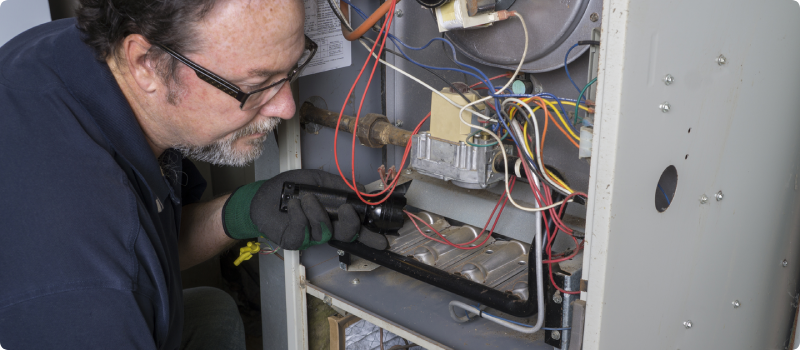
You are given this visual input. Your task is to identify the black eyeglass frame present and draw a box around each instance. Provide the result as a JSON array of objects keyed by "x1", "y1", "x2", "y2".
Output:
[{"x1": 155, "y1": 35, "x2": 318, "y2": 110}]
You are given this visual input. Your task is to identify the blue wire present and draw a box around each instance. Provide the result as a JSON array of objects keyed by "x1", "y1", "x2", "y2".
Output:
[
  {"x1": 658, "y1": 184, "x2": 671, "y2": 205},
  {"x1": 339, "y1": 0, "x2": 369, "y2": 20},
  {"x1": 340, "y1": 7, "x2": 574, "y2": 166},
  {"x1": 564, "y1": 43, "x2": 583, "y2": 99},
  {"x1": 387, "y1": 35, "x2": 492, "y2": 86}
]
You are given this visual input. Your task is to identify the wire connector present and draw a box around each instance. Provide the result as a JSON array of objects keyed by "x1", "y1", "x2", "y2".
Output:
[
  {"x1": 234, "y1": 241, "x2": 260, "y2": 266},
  {"x1": 577, "y1": 40, "x2": 601, "y2": 46},
  {"x1": 497, "y1": 10, "x2": 517, "y2": 21}
]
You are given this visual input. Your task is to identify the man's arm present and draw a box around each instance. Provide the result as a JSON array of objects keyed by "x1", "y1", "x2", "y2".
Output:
[{"x1": 178, "y1": 194, "x2": 238, "y2": 271}]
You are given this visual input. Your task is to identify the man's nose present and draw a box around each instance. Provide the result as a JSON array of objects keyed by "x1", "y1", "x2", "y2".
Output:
[{"x1": 258, "y1": 83, "x2": 295, "y2": 120}]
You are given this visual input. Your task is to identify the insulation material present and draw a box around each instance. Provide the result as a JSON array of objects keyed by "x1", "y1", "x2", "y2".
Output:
[{"x1": 345, "y1": 319, "x2": 426, "y2": 350}]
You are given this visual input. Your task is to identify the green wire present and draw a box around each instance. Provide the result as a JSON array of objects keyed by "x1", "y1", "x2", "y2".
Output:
[
  {"x1": 465, "y1": 128, "x2": 509, "y2": 147},
  {"x1": 574, "y1": 77, "x2": 598, "y2": 126}
]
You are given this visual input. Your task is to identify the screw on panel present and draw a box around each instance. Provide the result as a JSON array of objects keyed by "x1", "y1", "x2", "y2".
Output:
[
  {"x1": 404, "y1": 169, "x2": 412, "y2": 175},
  {"x1": 717, "y1": 54, "x2": 727, "y2": 65},
  {"x1": 589, "y1": 12, "x2": 599, "y2": 22},
  {"x1": 379, "y1": 182, "x2": 385, "y2": 189},
  {"x1": 323, "y1": 295, "x2": 332, "y2": 307},
  {"x1": 683, "y1": 320, "x2": 693, "y2": 329},
  {"x1": 551, "y1": 330, "x2": 561, "y2": 340},
  {"x1": 715, "y1": 191, "x2": 724, "y2": 201},
  {"x1": 395, "y1": 9, "x2": 403, "y2": 17},
  {"x1": 339, "y1": 262, "x2": 347, "y2": 271},
  {"x1": 352, "y1": 278, "x2": 360, "y2": 285},
  {"x1": 732, "y1": 300, "x2": 740, "y2": 308},
  {"x1": 659, "y1": 102, "x2": 671, "y2": 113},
  {"x1": 700, "y1": 194, "x2": 709, "y2": 204},
  {"x1": 783, "y1": 259, "x2": 789, "y2": 267},
  {"x1": 395, "y1": 120, "x2": 404, "y2": 127},
  {"x1": 337, "y1": 250, "x2": 345, "y2": 256},
  {"x1": 664, "y1": 74, "x2": 674, "y2": 85},
  {"x1": 553, "y1": 293, "x2": 563, "y2": 304}
]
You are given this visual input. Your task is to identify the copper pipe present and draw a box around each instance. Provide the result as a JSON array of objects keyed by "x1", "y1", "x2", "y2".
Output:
[{"x1": 299, "y1": 102, "x2": 412, "y2": 148}]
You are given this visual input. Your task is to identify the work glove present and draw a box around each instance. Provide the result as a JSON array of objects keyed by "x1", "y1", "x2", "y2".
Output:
[{"x1": 221, "y1": 169, "x2": 388, "y2": 250}]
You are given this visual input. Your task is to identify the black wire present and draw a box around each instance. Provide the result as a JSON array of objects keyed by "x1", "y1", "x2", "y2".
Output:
[{"x1": 324, "y1": 0, "x2": 353, "y2": 31}]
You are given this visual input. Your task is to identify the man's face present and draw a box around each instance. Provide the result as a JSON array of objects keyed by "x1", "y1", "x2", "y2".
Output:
[{"x1": 157, "y1": 0, "x2": 305, "y2": 166}]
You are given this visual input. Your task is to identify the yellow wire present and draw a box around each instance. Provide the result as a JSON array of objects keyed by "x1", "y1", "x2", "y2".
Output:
[
  {"x1": 539, "y1": 98, "x2": 580, "y2": 140},
  {"x1": 557, "y1": 100, "x2": 592, "y2": 112},
  {"x1": 510, "y1": 98, "x2": 582, "y2": 140},
  {"x1": 522, "y1": 120, "x2": 575, "y2": 194}
]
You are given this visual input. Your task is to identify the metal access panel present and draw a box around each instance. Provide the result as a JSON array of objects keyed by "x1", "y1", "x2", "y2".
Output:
[{"x1": 583, "y1": 1, "x2": 800, "y2": 349}]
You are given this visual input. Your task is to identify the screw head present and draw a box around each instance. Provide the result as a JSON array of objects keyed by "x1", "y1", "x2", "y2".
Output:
[
  {"x1": 589, "y1": 12, "x2": 599, "y2": 22},
  {"x1": 664, "y1": 74, "x2": 674, "y2": 85},
  {"x1": 395, "y1": 9, "x2": 403, "y2": 17},
  {"x1": 684, "y1": 320, "x2": 693, "y2": 329},
  {"x1": 404, "y1": 169, "x2": 412, "y2": 175},
  {"x1": 323, "y1": 295, "x2": 332, "y2": 306},
  {"x1": 378, "y1": 182, "x2": 385, "y2": 189},
  {"x1": 337, "y1": 250, "x2": 345, "y2": 256},
  {"x1": 660, "y1": 102, "x2": 671, "y2": 113},
  {"x1": 395, "y1": 120, "x2": 404, "y2": 127},
  {"x1": 553, "y1": 293, "x2": 563, "y2": 304},
  {"x1": 717, "y1": 54, "x2": 727, "y2": 65},
  {"x1": 715, "y1": 191, "x2": 724, "y2": 201},
  {"x1": 352, "y1": 278, "x2": 360, "y2": 285},
  {"x1": 783, "y1": 259, "x2": 789, "y2": 267},
  {"x1": 700, "y1": 194, "x2": 709, "y2": 204},
  {"x1": 551, "y1": 330, "x2": 561, "y2": 340},
  {"x1": 732, "y1": 300, "x2": 740, "y2": 308}
]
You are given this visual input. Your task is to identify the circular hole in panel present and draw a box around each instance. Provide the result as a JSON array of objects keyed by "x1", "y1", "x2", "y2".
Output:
[
  {"x1": 655, "y1": 165, "x2": 678, "y2": 212},
  {"x1": 685, "y1": 154, "x2": 689, "y2": 160},
  {"x1": 688, "y1": 128, "x2": 692, "y2": 133}
]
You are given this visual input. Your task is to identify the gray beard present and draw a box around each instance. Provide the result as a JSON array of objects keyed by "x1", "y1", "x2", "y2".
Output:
[{"x1": 174, "y1": 117, "x2": 282, "y2": 167}]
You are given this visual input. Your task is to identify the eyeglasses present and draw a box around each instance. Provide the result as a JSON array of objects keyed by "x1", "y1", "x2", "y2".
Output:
[{"x1": 156, "y1": 35, "x2": 317, "y2": 111}]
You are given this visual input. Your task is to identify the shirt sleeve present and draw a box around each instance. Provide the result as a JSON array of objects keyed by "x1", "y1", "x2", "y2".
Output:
[{"x1": 0, "y1": 288, "x2": 158, "y2": 350}]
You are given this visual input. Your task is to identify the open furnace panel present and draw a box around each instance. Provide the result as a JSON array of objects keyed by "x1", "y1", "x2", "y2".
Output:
[{"x1": 260, "y1": 0, "x2": 800, "y2": 349}]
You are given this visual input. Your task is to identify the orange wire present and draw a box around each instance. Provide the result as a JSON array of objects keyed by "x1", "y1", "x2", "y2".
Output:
[
  {"x1": 527, "y1": 97, "x2": 579, "y2": 149},
  {"x1": 342, "y1": 0, "x2": 400, "y2": 41}
]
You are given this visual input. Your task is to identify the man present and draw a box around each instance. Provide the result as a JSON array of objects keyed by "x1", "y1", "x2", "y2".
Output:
[{"x1": 0, "y1": 0, "x2": 385, "y2": 348}]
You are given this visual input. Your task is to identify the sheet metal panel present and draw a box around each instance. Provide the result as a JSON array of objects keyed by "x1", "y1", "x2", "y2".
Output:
[{"x1": 583, "y1": 1, "x2": 800, "y2": 349}]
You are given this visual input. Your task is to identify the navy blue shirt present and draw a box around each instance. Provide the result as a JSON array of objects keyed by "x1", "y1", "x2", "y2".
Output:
[{"x1": 0, "y1": 19, "x2": 205, "y2": 349}]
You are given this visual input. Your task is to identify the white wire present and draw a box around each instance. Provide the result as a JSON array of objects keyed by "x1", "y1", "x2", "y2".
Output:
[
  {"x1": 502, "y1": 98, "x2": 571, "y2": 194},
  {"x1": 338, "y1": 0, "x2": 497, "y2": 122},
  {"x1": 357, "y1": 39, "x2": 496, "y2": 122},
  {"x1": 345, "y1": 10, "x2": 568, "y2": 209},
  {"x1": 451, "y1": 13, "x2": 570, "y2": 212}
]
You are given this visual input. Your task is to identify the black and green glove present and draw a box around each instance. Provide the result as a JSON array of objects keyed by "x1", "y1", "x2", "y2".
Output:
[{"x1": 221, "y1": 169, "x2": 388, "y2": 250}]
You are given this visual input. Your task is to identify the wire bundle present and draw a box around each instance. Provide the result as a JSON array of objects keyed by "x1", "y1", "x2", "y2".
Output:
[{"x1": 325, "y1": 0, "x2": 597, "y2": 322}]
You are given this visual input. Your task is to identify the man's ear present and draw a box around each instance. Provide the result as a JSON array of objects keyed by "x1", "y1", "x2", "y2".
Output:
[{"x1": 120, "y1": 34, "x2": 161, "y2": 94}]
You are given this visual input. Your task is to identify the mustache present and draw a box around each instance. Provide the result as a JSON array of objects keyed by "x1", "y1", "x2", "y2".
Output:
[{"x1": 230, "y1": 117, "x2": 281, "y2": 141}]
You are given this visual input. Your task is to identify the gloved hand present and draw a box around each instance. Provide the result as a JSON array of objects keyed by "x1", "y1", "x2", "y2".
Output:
[{"x1": 221, "y1": 169, "x2": 388, "y2": 250}]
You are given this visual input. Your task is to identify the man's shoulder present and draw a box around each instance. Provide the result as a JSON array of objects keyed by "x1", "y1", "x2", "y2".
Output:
[{"x1": 0, "y1": 19, "x2": 79, "y2": 92}]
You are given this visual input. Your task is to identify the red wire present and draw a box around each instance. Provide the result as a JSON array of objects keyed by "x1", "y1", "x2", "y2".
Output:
[
  {"x1": 332, "y1": 3, "x2": 413, "y2": 206},
  {"x1": 348, "y1": 0, "x2": 397, "y2": 203},
  {"x1": 403, "y1": 177, "x2": 516, "y2": 250},
  {"x1": 468, "y1": 73, "x2": 511, "y2": 88},
  {"x1": 332, "y1": 9, "x2": 392, "y2": 195}
]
